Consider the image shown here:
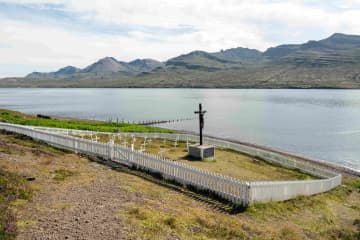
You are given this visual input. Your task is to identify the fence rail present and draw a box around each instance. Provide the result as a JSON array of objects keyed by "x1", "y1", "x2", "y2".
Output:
[{"x1": 0, "y1": 123, "x2": 343, "y2": 205}]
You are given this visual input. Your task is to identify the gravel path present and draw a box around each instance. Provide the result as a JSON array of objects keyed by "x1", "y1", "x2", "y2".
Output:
[
  {"x1": 18, "y1": 175, "x2": 132, "y2": 240},
  {"x1": 0, "y1": 133, "x2": 143, "y2": 240}
]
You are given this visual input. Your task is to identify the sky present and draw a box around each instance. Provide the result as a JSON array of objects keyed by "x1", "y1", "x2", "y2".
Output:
[{"x1": 0, "y1": 0, "x2": 359, "y2": 77}]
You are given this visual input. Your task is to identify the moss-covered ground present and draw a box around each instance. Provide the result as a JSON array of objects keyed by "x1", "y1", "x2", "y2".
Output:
[{"x1": 0, "y1": 109, "x2": 173, "y2": 133}]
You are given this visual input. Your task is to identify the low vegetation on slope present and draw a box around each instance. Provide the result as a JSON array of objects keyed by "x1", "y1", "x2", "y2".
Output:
[
  {"x1": 0, "y1": 109, "x2": 173, "y2": 133},
  {"x1": 0, "y1": 168, "x2": 32, "y2": 240},
  {"x1": 0, "y1": 131, "x2": 359, "y2": 239}
]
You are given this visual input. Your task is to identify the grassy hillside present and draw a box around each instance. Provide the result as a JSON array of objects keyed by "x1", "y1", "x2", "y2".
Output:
[
  {"x1": 0, "y1": 109, "x2": 173, "y2": 133},
  {"x1": 0, "y1": 131, "x2": 359, "y2": 239}
]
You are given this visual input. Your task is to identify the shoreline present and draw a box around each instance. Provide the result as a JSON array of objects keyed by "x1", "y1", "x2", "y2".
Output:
[{"x1": 1, "y1": 86, "x2": 360, "y2": 90}]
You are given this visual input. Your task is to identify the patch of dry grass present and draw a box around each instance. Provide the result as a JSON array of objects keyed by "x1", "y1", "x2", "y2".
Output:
[
  {"x1": 117, "y1": 174, "x2": 360, "y2": 240},
  {"x1": 119, "y1": 202, "x2": 249, "y2": 240}
]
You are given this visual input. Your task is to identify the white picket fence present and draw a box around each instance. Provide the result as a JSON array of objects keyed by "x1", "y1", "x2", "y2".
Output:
[
  {"x1": 0, "y1": 123, "x2": 343, "y2": 205},
  {"x1": 37, "y1": 128, "x2": 355, "y2": 177}
]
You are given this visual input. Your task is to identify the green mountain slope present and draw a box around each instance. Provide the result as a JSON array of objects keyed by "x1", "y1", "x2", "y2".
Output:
[
  {"x1": 128, "y1": 59, "x2": 165, "y2": 72},
  {"x1": 166, "y1": 50, "x2": 242, "y2": 71}
]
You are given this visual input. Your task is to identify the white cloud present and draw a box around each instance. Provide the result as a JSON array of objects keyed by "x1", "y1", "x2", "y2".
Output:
[
  {"x1": 63, "y1": 0, "x2": 360, "y2": 33},
  {"x1": 341, "y1": 0, "x2": 360, "y2": 9},
  {"x1": 0, "y1": 0, "x2": 359, "y2": 77}
]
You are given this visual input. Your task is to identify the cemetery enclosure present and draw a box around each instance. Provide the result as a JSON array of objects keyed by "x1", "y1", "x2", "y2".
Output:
[{"x1": 0, "y1": 123, "x2": 344, "y2": 205}]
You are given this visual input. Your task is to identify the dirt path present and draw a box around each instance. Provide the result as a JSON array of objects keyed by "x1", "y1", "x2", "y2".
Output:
[
  {"x1": 19, "y1": 175, "x2": 129, "y2": 240},
  {"x1": 0, "y1": 132, "x2": 143, "y2": 240}
]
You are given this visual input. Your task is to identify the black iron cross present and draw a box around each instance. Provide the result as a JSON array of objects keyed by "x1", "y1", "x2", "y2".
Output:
[{"x1": 194, "y1": 103, "x2": 206, "y2": 145}]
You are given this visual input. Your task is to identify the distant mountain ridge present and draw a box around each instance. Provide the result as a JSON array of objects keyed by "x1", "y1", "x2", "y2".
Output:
[
  {"x1": 2, "y1": 33, "x2": 360, "y2": 88},
  {"x1": 264, "y1": 33, "x2": 360, "y2": 57},
  {"x1": 263, "y1": 33, "x2": 360, "y2": 66},
  {"x1": 26, "y1": 57, "x2": 164, "y2": 78}
]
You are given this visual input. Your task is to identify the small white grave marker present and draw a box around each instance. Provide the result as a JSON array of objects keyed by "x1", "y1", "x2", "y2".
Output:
[
  {"x1": 139, "y1": 145, "x2": 145, "y2": 153},
  {"x1": 141, "y1": 142, "x2": 146, "y2": 151},
  {"x1": 159, "y1": 148, "x2": 165, "y2": 158}
]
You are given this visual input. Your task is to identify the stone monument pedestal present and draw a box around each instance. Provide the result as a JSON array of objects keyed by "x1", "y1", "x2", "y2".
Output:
[{"x1": 188, "y1": 144, "x2": 215, "y2": 160}]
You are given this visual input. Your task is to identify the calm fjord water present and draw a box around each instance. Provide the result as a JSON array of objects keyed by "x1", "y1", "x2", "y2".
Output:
[{"x1": 1, "y1": 88, "x2": 360, "y2": 170}]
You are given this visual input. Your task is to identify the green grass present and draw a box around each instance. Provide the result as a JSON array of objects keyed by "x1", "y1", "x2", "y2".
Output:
[
  {"x1": 353, "y1": 180, "x2": 360, "y2": 189},
  {"x1": 52, "y1": 169, "x2": 77, "y2": 181},
  {"x1": 0, "y1": 109, "x2": 173, "y2": 133},
  {"x1": 0, "y1": 169, "x2": 32, "y2": 240}
]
